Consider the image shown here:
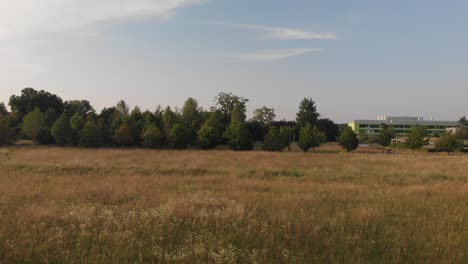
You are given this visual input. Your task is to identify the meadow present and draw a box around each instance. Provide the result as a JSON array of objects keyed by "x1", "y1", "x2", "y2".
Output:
[{"x1": 0, "y1": 145, "x2": 467, "y2": 263}]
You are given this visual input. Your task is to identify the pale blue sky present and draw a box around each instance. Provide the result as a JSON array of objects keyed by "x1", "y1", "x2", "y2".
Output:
[{"x1": 0, "y1": 0, "x2": 467, "y2": 122}]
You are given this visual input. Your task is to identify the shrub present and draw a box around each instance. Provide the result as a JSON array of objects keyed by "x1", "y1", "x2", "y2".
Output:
[{"x1": 435, "y1": 132, "x2": 463, "y2": 155}]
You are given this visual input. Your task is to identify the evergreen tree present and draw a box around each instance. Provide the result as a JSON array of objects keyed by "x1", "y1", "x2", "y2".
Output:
[
  {"x1": 263, "y1": 126, "x2": 283, "y2": 151},
  {"x1": 141, "y1": 124, "x2": 163, "y2": 148},
  {"x1": 162, "y1": 106, "x2": 178, "y2": 137},
  {"x1": 296, "y1": 98, "x2": 320, "y2": 129},
  {"x1": 317, "y1": 118, "x2": 340, "y2": 142},
  {"x1": 298, "y1": 125, "x2": 326, "y2": 152},
  {"x1": 51, "y1": 114, "x2": 72, "y2": 146},
  {"x1": 21, "y1": 108, "x2": 47, "y2": 142},
  {"x1": 338, "y1": 126, "x2": 359, "y2": 152},
  {"x1": 435, "y1": 132, "x2": 462, "y2": 155},
  {"x1": 404, "y1": 125, "x2": 430, "y2": 153}
]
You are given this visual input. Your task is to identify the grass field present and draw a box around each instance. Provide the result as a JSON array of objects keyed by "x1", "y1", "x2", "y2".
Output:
[{"x1": 0, "y1": 145, "x2": 467, "y2": 263}]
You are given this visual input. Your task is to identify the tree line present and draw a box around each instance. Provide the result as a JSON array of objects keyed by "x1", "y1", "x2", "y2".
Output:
[
  {"x1": 0, "y1": 88, "x2": 358, "y2": 152},
  {"x1": 0, "y1": 88, "x2": 466, "y2": 154}
]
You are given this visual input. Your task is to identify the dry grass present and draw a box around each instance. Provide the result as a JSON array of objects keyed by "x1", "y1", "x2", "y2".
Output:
[{"x1": 0, "y1": 145, "x2": 467, "y2": 263}]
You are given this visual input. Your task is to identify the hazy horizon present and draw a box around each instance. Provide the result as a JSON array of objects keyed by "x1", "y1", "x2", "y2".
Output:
[{"x1": 1, "y1": 0, "x2": 467, "y2": 123}]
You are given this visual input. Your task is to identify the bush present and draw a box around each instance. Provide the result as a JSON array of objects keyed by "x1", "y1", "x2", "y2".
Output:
[
  {"x1": 142, "y1": 125, "x2": 164, "y2": 148},
  {"x1": 435, "y1": 132, "x2": 463, "y2": 155}
]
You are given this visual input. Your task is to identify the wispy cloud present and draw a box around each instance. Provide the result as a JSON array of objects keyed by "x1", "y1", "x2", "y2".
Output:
[
  {"x1": 210, "y1": 22, "x2": 337, "y2": 40},
  {"x1": 228, "y1": 48, "x2": 323, "y2": 62},
  {"x1": 0, "y1": 0, "x2": 203, "y2": 40}
]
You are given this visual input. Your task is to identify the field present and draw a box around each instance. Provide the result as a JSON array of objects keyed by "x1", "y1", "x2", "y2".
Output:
[{"x1": 0, "y1": 145, "x2": 467, "y2": 263}]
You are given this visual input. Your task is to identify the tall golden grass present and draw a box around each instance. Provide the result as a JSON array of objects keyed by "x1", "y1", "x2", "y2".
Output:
[{"x1": 0, "y1": 145, "x2": 466, "y2": 263}]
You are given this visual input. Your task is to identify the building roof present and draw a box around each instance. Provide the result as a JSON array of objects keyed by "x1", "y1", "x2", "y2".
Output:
[{"x1": 351, "y1": 119, "x2": 458, "y2": 125}]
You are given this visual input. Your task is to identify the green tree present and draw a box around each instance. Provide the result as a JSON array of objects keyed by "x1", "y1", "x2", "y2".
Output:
[
  {"x1": 280, "y1": 126, "x2": 294, "y2": 152},
  {"x1": 0, "y1": 115, "x2": 14, "y2": 146},
  {"x1": 317, "y1": 118, "x2": 340, "y2": 142},
  {"x1": 404, "y1": 126, "x2": 430, "y2": 153},
  {"x1": 162, "y1": 106, "x2": 178, "y2": 137},
  {"x1": 338, "y1": 126, "x2": 359, "y2": 152},
  {"x1": 141, "y1": 124, "x2": 163, "y2": 148},
  {"x1": 377, "y1": 124, "x2": 396, "y2": 153},
  {"x1": 70, "y1": 113, "x2": 86, "y2": 145},
  {"x1": 224, "y1": 121, "x2": 253, "y2": 151},
  {"x1": 263, "y1": 126, "x2": 283, "y2": 152},
  {"x1": 181, "y1": 97, "x2": 202, "y2": 144},
  {"x1": 64, "y1": 100, "x2": 94, "y2": 117},
  {"x1": 214, "y1": 92, "x2": 249, "y2": 118},
  {"x1": 296, "y1": 98, "x2": 320, "y2": 129},
  {"x1": 114, "y1": 122, "x2": 134, "y2": 146},
  {"x1": 197, "y1": 122, "x2": 221, "y2": 150},
  {"x1": 78, "y1": 119, "x2": 103, "y2": 148},
  {"x1": 115, "y1": 100, "x2": 129, "y2": 116},
  {"x1": 36, "y1": 127, "x2": 55, "y2": 145},
  {"x1": 252, "y1": 106, "x2": 276, "y2": 124},
  {"x1": 170, "y1": 123, "x2": 191, "y2": 149},
  {"x1": 435, "y1": 132, "x2": 462, "y2": 155},
  {"x1": 298, "y1": 125, "x2": 326, "y2": 152},
  {"x1": 21, "y1": 108, "x2": 47, "y2": 142},
  {"x1": 51, "y1": 114, "x2": 72, "y2": 146}
]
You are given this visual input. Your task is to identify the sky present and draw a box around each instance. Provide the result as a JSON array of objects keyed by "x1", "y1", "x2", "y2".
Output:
[{"x1": 0, "y1": 0, "x2": 467, "y2": 123}]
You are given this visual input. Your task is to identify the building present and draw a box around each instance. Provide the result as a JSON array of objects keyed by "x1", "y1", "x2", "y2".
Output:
[{"x1": 348, "y1": 116, "x2": 458, "y2": 136}]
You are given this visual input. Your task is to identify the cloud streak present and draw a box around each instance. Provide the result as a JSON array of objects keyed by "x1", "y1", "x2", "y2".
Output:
[
  {"x1": 228, "y1": 48, "x2": 323, "y2": 62},
  {"x1": 211, "y1": 22, "x2": 337, "y2": 40},
  {"x1": 0, "y1": 0, "x2": 202, "y2": 40}
]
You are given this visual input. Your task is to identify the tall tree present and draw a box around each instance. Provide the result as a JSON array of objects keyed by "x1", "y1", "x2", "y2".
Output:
[
  {"x1": 296, "y1": 98, "x2": 320, "y2": 129},
  {"x1": 298, "y1": 125, "x2": 326, "y2": 152},
  {"x1": 338, "y1": 126, "x2": 359, "y2": 152},
  {"x1": 170, "y1": 123, "x2": 191, "y2": 149},
  {"x1": 115, "y1": 100, "x2": 130, "y2": 116},
  {"x1": 162, "y1": 106, "x2": 178, "y2": 137},
  {"x1": 252, "y1": 106, "x2": 276, "y2": 124},
  {"x1": 21, "y1": 108, "x2": 47, "y2": 142},
  {"x1": 181, "y1": 97, "x2": 202, "y2": 144},
  {"x1": 9, "y1": 88, "x2": 64, "y2": 119},
  {"x1": 214, "y1": 92, "x2": 249, "y2": 118},
  {"x1": 279, "y1": 126, "x2": 294, "y2": 152},
  {"x1": 377, "y1": 124, "x2": 396, "y2": 153},
  {"x1": 64, "y1": 100, "x2": 94, "y2": 117},
  {"x1": 404, "y1": 126, "x2": 430, "y2": 153}
]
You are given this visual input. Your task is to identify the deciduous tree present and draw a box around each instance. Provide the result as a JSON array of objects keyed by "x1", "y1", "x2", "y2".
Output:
[{"x1": 338, "y1": 126, "x2": 359, "y2": 152}]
